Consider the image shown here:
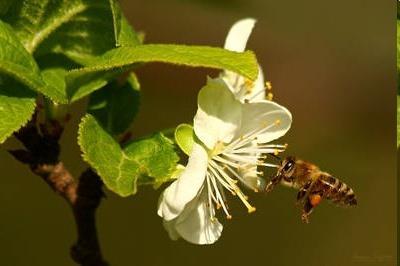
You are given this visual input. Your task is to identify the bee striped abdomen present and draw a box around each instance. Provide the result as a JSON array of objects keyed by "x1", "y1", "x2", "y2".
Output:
[{"x1": 319, "y1": 174, "x2": 357, "y2": 206}]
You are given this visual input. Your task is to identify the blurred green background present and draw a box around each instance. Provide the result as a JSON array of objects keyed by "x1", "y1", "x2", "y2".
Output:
[{"x1": 0, "y1": 0, "x2": 396, "y2": 265}]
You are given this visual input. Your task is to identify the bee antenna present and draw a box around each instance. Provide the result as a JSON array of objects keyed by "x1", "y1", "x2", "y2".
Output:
[{"x1": 270, "y1": 153, "x2": 282, "y2": 164}]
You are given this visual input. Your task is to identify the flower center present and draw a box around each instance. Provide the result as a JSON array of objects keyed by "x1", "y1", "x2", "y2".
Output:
[
  {"x1": 210, "y1": 141, "x2": 226, "y2": 157},
  {"x1": 205, "y1": 120, "x2": 287, "y2": 220}
]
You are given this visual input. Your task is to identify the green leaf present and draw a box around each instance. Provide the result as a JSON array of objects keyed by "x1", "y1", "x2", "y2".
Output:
[
  {"x1": 118, "y1": 14, "x2": 142, "y2": 47},
  {"x1": 0, "y1": 77, "x2": 36, "y2": 144},
  {"x1": 124, "y1": 133, "x2": 179, "y2": 186},
  {"x1": 0, "y1": 20, "x2": 67, "y2": 103},
  {"x1": 88, "y1": 73, "x2": 140, "y2": 135},
  {"x1": 78, "y1": 114, "x2": 179, "y2": 196},
  {"x1": 41, "y1": 67, "x2": 68, "y2": 99},
  {"x1": 397, "y1": 20, "x2": 400, "y2": 94},
  {"x1": 66, "y1": 44, "x2": 258, "y2": 102},
  {"x1": 175, "y1": 123, "x2": 195, "y2": 155},
  {"x1": 108, "y1": 0, "x2": 141, "y2": 47},
  {"x1": 3, "y1": 0, "x2": 118, "y2": 61},
  {"x1": 108, "y1": 0, "x2": 121, "y2": 47}
]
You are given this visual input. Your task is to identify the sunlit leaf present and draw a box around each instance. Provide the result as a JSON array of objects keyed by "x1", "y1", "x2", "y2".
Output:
[
  {"x1": 66, "y1": 44, "x2": 258, "y2": 102},
  {"x1": 0, "y1": 78, "x2": 36, "y2": 143},
  {"x1": 78, "y1": 114, "x2": 179, "y2": 196},
  {"x1": 175, "y1": 123, "x2": 195, "y2": 155},
  {"x1": 3, "y1": 0, "x2": 120, "y2": 62}
]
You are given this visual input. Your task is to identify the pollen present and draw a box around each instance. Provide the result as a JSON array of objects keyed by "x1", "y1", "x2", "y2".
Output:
[
  {"x1": 248, "y1": 206, "x2": 256, "y2": 213},
  {"x1": 267, "y1": 92, "x2": 274, "y2": 100},
  {"x1": 275, "y1": 119, "x2": 281, "y2": 125},
  {"x1": 309, "y1": 194, "x2": 322, "y2": 207},
  {"x1": 245, "y1": 79, "x2": 254, "y2": 89},
  {"x1": 265, "y1": 81, "x2": 272, "y2": 90}
]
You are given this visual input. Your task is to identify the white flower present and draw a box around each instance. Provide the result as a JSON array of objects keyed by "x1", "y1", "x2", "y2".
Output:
[
  {"x1": 222, "y1": 18, "x2": 274, "y2": 187},
  {"x1": 158, "y1": 78, "x2": 292, "y2": 244},
  {"x1": 222, "y1": 18, "x2": 266, "y2": 103}
]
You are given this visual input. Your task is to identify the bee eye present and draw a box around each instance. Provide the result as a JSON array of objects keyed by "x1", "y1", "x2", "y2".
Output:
[{"x1": 283, "y1": 160, "x2": 294, "y2": 172}]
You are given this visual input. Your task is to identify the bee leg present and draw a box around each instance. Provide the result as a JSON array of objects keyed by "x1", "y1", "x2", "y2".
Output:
[
  {"x1": 301, "y1": 193, "x2": 323, "y2": 223},
  {"x1": 301, "y1": 199, "x2": 314, "y2": 223},
  {"x1": 296, "y1": 180, "x2": 313, "y2": 205},
  {"x1": 265, "y1": 175, "x2": 282, "y2": 193}
]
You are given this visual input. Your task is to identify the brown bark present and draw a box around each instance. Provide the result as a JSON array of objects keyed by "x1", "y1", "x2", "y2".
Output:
[{"x1": 9, "y1": 116, "x2": 108, "y2": 266}]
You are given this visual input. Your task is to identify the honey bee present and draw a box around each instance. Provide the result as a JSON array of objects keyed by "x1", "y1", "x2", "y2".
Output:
[{"x1": 265, "y1": 156, "x2": 357, "y2": 223}]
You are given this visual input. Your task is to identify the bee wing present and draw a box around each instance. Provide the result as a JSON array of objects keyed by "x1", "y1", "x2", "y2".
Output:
[{"x1": 238, "y1": 164, "x2": 266, "y2": 192}]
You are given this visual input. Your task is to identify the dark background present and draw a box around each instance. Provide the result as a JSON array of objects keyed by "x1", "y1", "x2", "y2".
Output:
[{"x1": 0, "y1": 0, "x2": 396, "y2": 265}]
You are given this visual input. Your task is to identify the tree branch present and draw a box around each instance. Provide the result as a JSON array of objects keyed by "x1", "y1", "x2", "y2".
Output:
[{"x1": 10, "y1": 115, "x2": 108, "y2": 266}]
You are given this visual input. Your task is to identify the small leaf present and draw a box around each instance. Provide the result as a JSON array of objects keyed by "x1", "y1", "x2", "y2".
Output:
[
  {"x1": 118, "y1": 15, "x2": 142, "y2": 47},
  {"x1": 88, "y1": 73, "x2": 140, "y2": 135},
  {"x1": 175, "y1": 123, "x2": 195, "y2": 155},
  {"x1": 124, "y1": 133, "x2": 179, "y2": 186},
  {"x1": 66, "y1": 44, "x2": 258, "y2": 102},
  {"x1": 108, "y1": 0, "x2": 121, "y2": 47},
  {"x1": 0, "y1": 78, "x2": 36, "y2": 144},
  {"x1": 78, "y1": 114, "x2": 179, "y2": 196},
  {"x1": 107, "y1": 0, "x2": 140, "y2": 47}
]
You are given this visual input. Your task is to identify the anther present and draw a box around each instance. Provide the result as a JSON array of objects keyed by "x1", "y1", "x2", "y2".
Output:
[
  {"x1": 245, "y1": 79, "x2": 254, "y2": 88},
  {"x1": 248, "y1": 206, "x2": 257, "y2": 213},
  {"x1": 267, "y1": 92, "x2": 273, "y2": 100},
  {"x1": 265, "y1": 81, "x2": 272, "y2": 90},
  {"x1": 274, "y1": 149, "x2": 279, "y2": 156},
  {"x1": 275, "y1": 119, "x2": 281, "y2": 125},
  {"x1": 226, "y1": 215, "x2": 233, "y2": 220}
]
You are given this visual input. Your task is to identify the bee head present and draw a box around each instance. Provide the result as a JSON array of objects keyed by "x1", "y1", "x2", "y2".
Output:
[{"x1": 280, "y1": 156, "x2": 296, "y2": 182}]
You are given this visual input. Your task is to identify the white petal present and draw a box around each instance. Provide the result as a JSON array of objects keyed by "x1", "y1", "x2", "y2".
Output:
[
  {"x1": 243, "y1": 65, "x2": 265, "y2": 102},
  {"x1": 239, "y1": 100, "x2": 292, "y2": 143},
  {"x1": 222, "y1": 18, "x2": 259, "y2": 99},
  {"x1": 162, "y1": 219, "x2": 180, "y2": 240},
  {"x1": 157, "y1": 142, "x2": 208, "y2": 221},
  {"x1": 194, "y1": 78, "x2": 242, "y2": 149},
  {"x1": 224, "y1": 18, "x2": 256, "y2": 52},
  {"x1": 175, "y1": 191, "x2": 223, "y2": 245}
]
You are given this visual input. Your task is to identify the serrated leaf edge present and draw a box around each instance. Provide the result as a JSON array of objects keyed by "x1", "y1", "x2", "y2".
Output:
[
  {"x1": 0, "y1": 98, "x2": 36, "y2": 144},
  {"x1": 78, "y1": 114, "x2": 178, "y2": 196},
  {"x1": 67, "y1": 45, "x2": 258, "y2": 80},
  {"x1": 77, "y1": 114, "x2": 135, "y2": 196}
]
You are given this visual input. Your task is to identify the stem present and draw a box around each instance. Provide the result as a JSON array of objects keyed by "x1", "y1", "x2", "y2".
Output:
[
  {"x1": 71, "y1": 169, "x2": 107, "y2": 266},
  {"x1": 9, "y1": 113, "x2": 108, "y2": 266}
]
